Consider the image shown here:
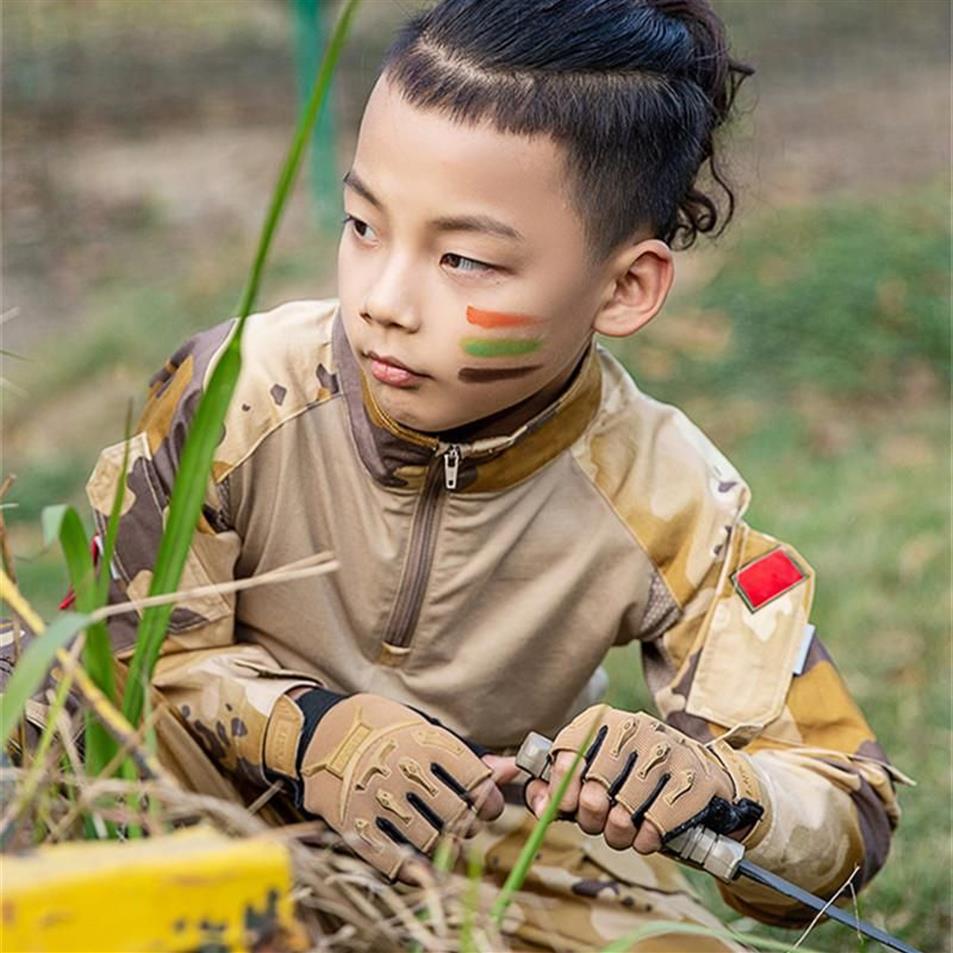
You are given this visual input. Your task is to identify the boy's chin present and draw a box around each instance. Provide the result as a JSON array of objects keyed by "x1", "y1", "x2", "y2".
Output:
[
  {"x1": 380, "y1": 401, "x2": 479, "y2": 436},
  {"x1": 373, "y1": 386, "x2": 498, "y2": 437}
]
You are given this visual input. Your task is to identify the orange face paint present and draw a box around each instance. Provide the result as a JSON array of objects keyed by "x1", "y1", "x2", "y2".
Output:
[{"x1": 466, "y1": 306, "x2": 544, "y2": 330}]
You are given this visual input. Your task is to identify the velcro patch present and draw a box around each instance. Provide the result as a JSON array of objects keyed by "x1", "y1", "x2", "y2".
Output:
[{"x1": 732, "y1": 547, "x2": 806, "y2": 611}]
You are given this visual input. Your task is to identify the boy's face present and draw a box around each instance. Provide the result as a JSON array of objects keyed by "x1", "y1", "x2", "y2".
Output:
[{"x1": 337, "y1": 77, "x2": 615, "y2": 434}]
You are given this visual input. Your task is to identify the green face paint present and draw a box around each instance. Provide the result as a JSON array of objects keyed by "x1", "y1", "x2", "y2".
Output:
[{"x1": 461, "y1": 337, "x2": 542, "y2": 358}]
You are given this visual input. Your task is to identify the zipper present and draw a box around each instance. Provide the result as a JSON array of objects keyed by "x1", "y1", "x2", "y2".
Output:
[
  {"x1": 379, "y1": 444, "x2": 462, "y2": 654},
  {"x1": 443, "y1": 445, "x2": 461, "y2": 490}
]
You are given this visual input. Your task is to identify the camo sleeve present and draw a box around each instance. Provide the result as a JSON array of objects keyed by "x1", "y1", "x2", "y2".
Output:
[
  {"x1": 638, "y1": 515, "x2": 905, "y2": 926},
  {"x1": 86, "y1": 322, "x2": 319, "y2": 785}
]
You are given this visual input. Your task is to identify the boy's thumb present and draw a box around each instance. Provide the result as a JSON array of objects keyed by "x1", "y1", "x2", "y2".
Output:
[{"x1": 482, "y1": 754, "x2": 522, "y2": 786}]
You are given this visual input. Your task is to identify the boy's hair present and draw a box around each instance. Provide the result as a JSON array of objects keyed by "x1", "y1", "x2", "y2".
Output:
[{"x1": 383, "y1": 0, "x2": 753, "y2": 258}]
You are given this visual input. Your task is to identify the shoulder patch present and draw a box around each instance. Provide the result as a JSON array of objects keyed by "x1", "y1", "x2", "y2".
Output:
[{"x1": 732, "y1": 547, "x2": 806, "y2": 612}]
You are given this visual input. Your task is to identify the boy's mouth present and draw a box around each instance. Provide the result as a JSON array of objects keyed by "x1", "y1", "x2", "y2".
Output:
[{"x1": 366, "y1": 351, "x2": 428, "y2": 388}]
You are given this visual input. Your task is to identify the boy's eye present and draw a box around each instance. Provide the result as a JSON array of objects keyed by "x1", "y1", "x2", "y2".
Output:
[
  {"x1": 342, "y1": 214, "x2": 376, "y2": 240},
  {"x1": 341, "y1": 215, "x2": 496, "y2": 272},
  {"x1": 441, "y1": 252, "x2": 494, "y2": 274}
]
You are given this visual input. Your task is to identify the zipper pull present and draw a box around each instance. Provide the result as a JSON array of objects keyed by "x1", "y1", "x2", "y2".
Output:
[{"x1": 443, "y1": 445, "x2": 461, "y2": 491}]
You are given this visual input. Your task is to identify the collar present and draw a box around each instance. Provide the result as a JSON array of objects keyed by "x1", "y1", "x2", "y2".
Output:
[{"x1": 331, "y1": 312, "x2": 602, "y2": 493}]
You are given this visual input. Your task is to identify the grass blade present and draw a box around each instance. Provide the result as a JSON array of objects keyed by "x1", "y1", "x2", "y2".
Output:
[
  {"x1": 42, "y1": 505, "x2": 119, "y2": 779},
  {"x1": 94, "y1": 404, "x2": 132, "y2": 608},
  {"x1": 459, "y1": 848, "x2": 484, "y2": 953},
  {"x1": 121, "y1": 344, "x2": 240, "y2": 728},
  {"x1": 0, "y1": 639, "x2": 83, "y2": 846},
  {"x1": 490, "y1": 718, "x2": 599, "y2": 927},
  {"x1": 0, "y1": 610, "x2": 90, "y2": 750},
  {"x1": 122, "y1": 0, "x2": 362, "y2": 729},
  {"x1": 235, "y1": 0, "x2": 361, "y2": 320},
  {"x1": 42, "y1": 505, "x2": 94, "y2": 603}
]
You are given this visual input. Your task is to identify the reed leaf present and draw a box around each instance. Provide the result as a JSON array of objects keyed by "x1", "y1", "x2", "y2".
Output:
[
  {"x1": 122, "y1": 0, "x2": 361, "y2": 729},
  {"x1": 459, "y1": 848, "x2": 484, "y2": 953},
  {"x1": 42, "y1": 505, "x2": 119, "y2": 779},
  {"x1": 0, "y1": 610, "x2": 90, "y2": 750},
  {"x1": 41, "y1": 506, "x2": 93, "y2": 602},
  {"x1": 84, "y1": 420, "x2": 131, "y2": 783},
  {"x1": 490, "y1": 721, "x2": 598, "y2": 927},
  {"x1": 94, "y1": 406, "x2": 132, "y2": 608}
]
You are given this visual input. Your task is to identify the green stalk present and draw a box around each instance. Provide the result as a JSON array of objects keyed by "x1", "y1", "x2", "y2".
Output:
[
  {"x1": 490, "y1": 722, "x2": 598, "y2": 927},
  {"x1": 122, "y1": 0, "x2": 362, "y2": 729},
  {"x1": 41, "y1": 505, "x2": 119, "y2": 787},
  {"x1": 0, "y1": 624, "x2": 85, "y2": 845},
  {"x1": 83, "y1": 414, "x2": 130, "y2": 791},
  {"x1": 0, "y1": 611, "x2": 91, "y2": 751},
  {"x1": 459, "y1": 848, "x2": 484, "y2": 953},
  {"x1": 235, "y1": 0, "x2": 360, "y2": 321}
]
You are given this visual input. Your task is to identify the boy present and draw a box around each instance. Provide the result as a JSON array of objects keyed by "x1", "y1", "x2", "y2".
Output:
[{"x1": 86, "y1": 1, "x2": 901, "y2": 948}]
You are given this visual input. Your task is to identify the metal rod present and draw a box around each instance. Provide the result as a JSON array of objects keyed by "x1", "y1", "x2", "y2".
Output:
[{"x1": 737, "y1": 859, "x2": 919, "y2": 953}]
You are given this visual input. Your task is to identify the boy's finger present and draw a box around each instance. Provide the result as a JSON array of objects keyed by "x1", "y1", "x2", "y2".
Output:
[
  {"x1": 576, "y1": 778, "x2": 610, "y2": 835},
  {"x1": 472, "y1": 776, "x2": 505, "y2": 821},
  {"x1": 548, "y1": 750, "x2": 583, "y2": 813},
  {"x1": 633, "y1": 820, "x2": 663, "y2": 855},
  {"x1": 524, "y1": 777, "x2": 548, "y2": 815},
  {"x1": 482, "y1": 753, "x2": 522, "y2": 786},
  {"x1": 604, "y1": 802, "x2": 637, "y2": 851},
  {"x1": 398, "y1": 856, "x2": 433, "y2": 886}
]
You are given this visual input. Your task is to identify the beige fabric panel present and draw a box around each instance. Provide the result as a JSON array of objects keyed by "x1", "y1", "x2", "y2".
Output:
[{"x1": 229, "y1": 409, "x2": 657, "y2": 749}]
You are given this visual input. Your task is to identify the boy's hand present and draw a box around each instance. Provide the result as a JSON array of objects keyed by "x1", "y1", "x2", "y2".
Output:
[
  {"x1": 524, "y1": 706, "x2": 763, "y2": 855},
  {"x1": 264, "y1": 690, "x2": 507, "y2": 881}
]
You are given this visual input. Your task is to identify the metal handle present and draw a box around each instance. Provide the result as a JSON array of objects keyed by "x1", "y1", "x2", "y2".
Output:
[{"x1": 515, "y1": 731, "x2": 743, "y2": 882}]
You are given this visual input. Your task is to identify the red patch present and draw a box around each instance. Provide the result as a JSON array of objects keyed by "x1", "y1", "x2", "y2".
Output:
[{"x1": 733, "y1": 548, "x2": 805, "y2": 611}]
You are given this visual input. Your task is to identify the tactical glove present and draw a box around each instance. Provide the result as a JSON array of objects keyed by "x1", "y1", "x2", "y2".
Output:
[
  {"x1": 527, "y1": 706, "x2": 764, "y2": 851},
  {"x1": 264, "y1": 689, "x2": 496, "y2": 879}
]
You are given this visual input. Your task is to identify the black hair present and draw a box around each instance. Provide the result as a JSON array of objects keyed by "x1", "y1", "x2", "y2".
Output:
[{"x1": 383, "y1": 0, "x2": 754, "y2": 259}]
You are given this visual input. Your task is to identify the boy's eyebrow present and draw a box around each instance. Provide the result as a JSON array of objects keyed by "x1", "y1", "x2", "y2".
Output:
[{"x1": 343, "y1": 169, "x2": 524, "y2": 242}]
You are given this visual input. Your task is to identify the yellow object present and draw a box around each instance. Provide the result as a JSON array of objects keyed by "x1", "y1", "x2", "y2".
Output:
[{"x1": 1, "y1": 826, "x2": 307, "y2": 952}]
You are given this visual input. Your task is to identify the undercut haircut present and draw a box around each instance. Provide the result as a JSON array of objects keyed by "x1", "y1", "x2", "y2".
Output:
[{"x1": 383, "y1": 0, "x2": 754, "y2": 259}]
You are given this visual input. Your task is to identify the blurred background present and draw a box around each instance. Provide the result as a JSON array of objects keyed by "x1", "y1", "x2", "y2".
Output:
[{"x1": 1, "y1": 1, "x2": 950, "y2": 948}]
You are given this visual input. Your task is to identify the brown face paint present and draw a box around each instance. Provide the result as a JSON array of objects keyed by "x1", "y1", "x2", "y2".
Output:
[
  {"x1": 466, "y1": 305, "x2": 545, "y2": 330},
  {"x1": 457, "y1": 365, "x2": 544, "y2": 382}
]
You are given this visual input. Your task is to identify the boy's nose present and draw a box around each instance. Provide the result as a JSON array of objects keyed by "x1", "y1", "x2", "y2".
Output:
[
  {"x1": 362, "y1": 256, "x2": 421, "y2": 333},
  {"x1": 360, "y1": 302, "x2": 421, "y2": 333}
]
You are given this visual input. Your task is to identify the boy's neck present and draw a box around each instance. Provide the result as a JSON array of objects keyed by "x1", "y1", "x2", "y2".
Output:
[{"x1": 434, "y1": 341, "x2": 591, "y2": 445}]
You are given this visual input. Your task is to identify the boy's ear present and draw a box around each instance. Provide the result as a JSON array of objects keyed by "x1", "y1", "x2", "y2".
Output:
[{"x1": 592, "y1": 238, "x2": 674, "y2": 338}]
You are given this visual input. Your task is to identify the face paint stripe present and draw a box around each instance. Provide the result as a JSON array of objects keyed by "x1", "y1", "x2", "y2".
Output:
[
  {"x1": 457, "y1": 365, "x2": 544, "y2": 382},
  {"x1": 466, "y1": 306, "x2": 544, "y2": 329},
  {"x1": 461, "y1": 337, "x2": 542, "y2": 358}
]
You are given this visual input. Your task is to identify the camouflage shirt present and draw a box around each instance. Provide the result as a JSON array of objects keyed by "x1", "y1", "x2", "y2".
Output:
[{"x1": 86, "y1": 299, "x2": 903, "y2": 924}]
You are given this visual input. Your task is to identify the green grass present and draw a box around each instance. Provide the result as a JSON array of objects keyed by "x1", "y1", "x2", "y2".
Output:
[{"x1": 618, "y1": 184, "x2": 950, "y2": 404}]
